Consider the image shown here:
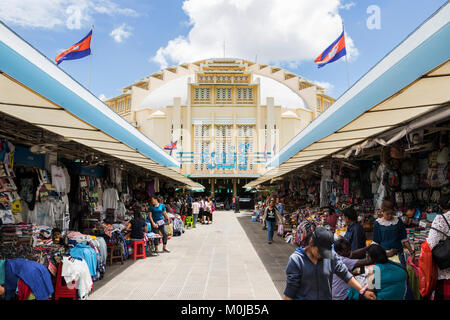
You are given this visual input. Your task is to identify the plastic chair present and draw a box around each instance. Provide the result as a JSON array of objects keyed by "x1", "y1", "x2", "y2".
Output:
[
  {"x1": 54, "y1": 263, "x2": 77, "y2": 300},
  {"x1": 131, "y1": 240, "x2": 146, "y2": 260},
  {"x1": 185, "y1": 216, "x2": 194, "y2": 229}
]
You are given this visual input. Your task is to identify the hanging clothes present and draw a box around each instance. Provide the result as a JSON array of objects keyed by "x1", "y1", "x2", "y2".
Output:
[
  {"x1": 102, "y1": 188, "x2": 119, "y2": 210},
  {"x1": 154, "y1": 178, "x2": 159, "y2": 193},
  {"x1": 51, "y1": 165, "x2": 66, "y2": 194}
]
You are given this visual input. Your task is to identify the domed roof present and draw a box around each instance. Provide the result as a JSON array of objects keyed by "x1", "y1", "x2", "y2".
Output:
[
  {"x1": 137, "y1": 72, "x2": 308, "y2": 110},
  {"x1": 138, "y1": 75, "x2": 190, "y2": 110},
  {"x1": 255, "y1": 75, "x2": 307, "y2": 110}
]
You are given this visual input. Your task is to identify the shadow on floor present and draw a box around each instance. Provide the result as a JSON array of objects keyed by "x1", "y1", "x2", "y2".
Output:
[{"x1": 237, "y1": 214, "x2": 295, "y2": 297}]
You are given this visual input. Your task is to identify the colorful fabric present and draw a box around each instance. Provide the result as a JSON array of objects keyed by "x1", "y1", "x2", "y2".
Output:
[
  {"x1": 69, "y1": 244, "x2": 98, "y2": 276},
  {"x1": 4, "y1": 258, "x2": 54, "y2": 300},
  {"x1": 17, "y1": 278, "x2": 32, "y2": 300},
  {"x1": 435, "y1": 279, "x2": 450, "y2": 300}
]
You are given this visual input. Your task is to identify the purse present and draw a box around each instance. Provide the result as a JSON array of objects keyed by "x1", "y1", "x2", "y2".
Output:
[{"x1": 430, "y1": 214, "x2": 450, "y2": 270}]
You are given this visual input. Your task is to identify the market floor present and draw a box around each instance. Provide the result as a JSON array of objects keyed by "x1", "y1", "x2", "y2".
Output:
[
  {"x1": 89, "y1": 210, "x2": 281, "y2": 300},
  {"x1": 237, "y1": 214, "x2": 295, "y2": 297}
]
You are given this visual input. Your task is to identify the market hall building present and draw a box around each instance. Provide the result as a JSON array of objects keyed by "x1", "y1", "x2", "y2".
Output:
[{"x1": 103, "y1": 59, "x2": 335, "y2": 198}]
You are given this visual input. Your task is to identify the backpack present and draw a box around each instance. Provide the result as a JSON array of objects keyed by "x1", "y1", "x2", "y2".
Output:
[
  {"x1": 418, "y1": 240, "x2": 438, "y2": 298},
  {"x1": 388, "y1": 170, "x2": 400, "y2": 187}
]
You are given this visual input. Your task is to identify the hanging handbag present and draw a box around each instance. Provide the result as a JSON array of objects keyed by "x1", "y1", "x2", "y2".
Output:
[{"x1": 430, "y1": 214, "x2": 450, "y2": 270}]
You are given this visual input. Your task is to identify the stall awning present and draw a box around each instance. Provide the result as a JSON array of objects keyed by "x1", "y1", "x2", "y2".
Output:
[
  {"x1": 245, "y1": 3, "x2": 450, "y2": 189},
  {"x1": 0, "y1": 22, "x2": 202, "y2": 190}
]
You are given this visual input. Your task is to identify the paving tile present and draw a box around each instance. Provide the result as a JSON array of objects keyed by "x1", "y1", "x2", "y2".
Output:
[{"x1": 89, "y1": 211, "x2": 280, "y2": 300}]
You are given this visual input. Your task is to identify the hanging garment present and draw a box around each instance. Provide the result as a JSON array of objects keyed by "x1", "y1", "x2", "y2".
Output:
[
  {"x1": 61, "y1": 256, "x2": 93, "y2": 300},
  {"x1": 102, "y1": 188, "x2": 119, "y2": 210},
  {"x1": 69, "y1": 244, "x2": 98, "y2": 276},
  {"x1": 154, "y1": 178, "x2": 159, "y2": 193},
  {"x1": 62, "y1": 167, "x2": 71, "y2": 194},
  {"x1": 4, "y1": 258, "x2": 54, "y2": 300},
  {"x1": 51, "y1": 165, "x2": 66, "y2": 194}
]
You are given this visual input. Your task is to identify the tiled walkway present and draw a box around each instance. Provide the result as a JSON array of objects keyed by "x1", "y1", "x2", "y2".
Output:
[
  {"x1": 237, "y1": 215, "x2": 295, "y2": 297},
  {"x1": 89, "y1": 210, "x2": 281, "y2": 300}
]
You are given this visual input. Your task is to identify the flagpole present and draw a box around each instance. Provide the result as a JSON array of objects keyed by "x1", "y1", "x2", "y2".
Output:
[
  {"x1": 88, "y1": 25, "x2": 94, "y2": 91},
  {"x1": 342, "y1": 21, "x2": 350, "y2": 89}
]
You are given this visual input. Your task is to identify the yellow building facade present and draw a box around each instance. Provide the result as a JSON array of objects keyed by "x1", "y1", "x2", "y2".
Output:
[{"x1": 105, "y1": 58, "x2": 334, "y2": 196}]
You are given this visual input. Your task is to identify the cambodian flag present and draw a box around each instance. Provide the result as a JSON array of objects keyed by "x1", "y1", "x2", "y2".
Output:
[
  {"x1": 314, "y1": 30, "x2": 346, "y2": 68},
  {"x1": 55, "y1": 29, "x2": 92, "y2": 65},
  {"x1": 164, "y1": 141, "x2": 177, "y2": 156}
]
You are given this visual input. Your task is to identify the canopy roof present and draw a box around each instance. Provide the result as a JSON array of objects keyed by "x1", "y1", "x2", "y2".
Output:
[
  {"x1": 245, "y1": 3, "x2": 450, "y2": 188},
  {"x1": 0, "y1": 22, "x2": 203, "y2": 190}
]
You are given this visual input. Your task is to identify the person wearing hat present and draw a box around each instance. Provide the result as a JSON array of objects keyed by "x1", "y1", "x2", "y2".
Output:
[{"x1": 284, "y1": 226, "x2": 377, "y2": 300}]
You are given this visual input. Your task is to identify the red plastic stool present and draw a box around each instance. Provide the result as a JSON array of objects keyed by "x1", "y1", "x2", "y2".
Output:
[
  {"x1": 131, "y1": 240, "x2": 146, "y2": 260},
  {"x1": 54, "y1": 263, "x2": 77, "y2": 300}
]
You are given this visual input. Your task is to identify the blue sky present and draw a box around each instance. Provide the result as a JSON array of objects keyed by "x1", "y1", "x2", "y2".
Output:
[{"x1": 1, "y1": 0, "x2": 448, "y2": 101}]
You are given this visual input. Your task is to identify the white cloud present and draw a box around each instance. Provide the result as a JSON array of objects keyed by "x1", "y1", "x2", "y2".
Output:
[
  {"x1": 151, "y1": 0, "x2": 359, "y2": 69},
  {"x1": 339, "y1": 2, "x2": 356, "y2": 10},
  {"x1": 110, "y1": 23, "x2": 133, "y2": 43},
  {"x1": 311, "y1": 80, "x2": 334, "y2": 92},
  {"x1": 0, "y1": 0, "x2": 138, "y2": 30}
]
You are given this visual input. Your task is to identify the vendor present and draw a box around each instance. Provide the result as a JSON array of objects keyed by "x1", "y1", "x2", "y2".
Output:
[
  {"x1": 125, "y1": 207, "x2": 147, "y2": 240},
  {"x1": 343, "y1": 207, "x2": 367, "y2": 251},
  {"x1": 372, "y1": 200, "x2": 414, "y2": 267},
  {"x1": 51, "y1": 228, "x2": 62, "y2": 245}
]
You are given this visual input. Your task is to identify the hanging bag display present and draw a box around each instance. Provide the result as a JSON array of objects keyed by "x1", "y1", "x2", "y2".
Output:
[{"x1": 429, "y1": 214, "x2": 450, "y2": 270}]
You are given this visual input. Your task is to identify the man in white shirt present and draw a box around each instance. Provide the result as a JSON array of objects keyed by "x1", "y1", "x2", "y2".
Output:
[{"x1": 191, "y1": 199, "x2": 201, "y2": 228}]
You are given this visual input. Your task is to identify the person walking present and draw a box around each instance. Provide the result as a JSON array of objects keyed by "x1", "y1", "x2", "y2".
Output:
[
  {"x1": 191, "y1": 198, "x2": 201, "y2": 228},
  {"x1": 262, "y1": 198, "x2": 283, "y2": 244},
  {"x1": 284, "y1": 227, "x2": 377, "y2": 300},
  {"x1": 148, "y1": 196, "x2": 170, "y2": 253},
  {"x1": 372, "y1": 200, "x2": 414, "y2": 267}
]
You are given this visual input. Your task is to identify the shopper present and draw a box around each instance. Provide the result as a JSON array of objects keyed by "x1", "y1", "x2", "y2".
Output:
[
  {"x1": 199, "y1": 197, "x2": 205, "y2": 224},
  {"x1": 284, "y1": 227, "x2": 376, "y2": 300},
  {"x1": 204, "y1": 197, "x2": 212, "y2": 224},
  {"x1": 332, "y1": 238, "x2": 392, "y2": 300},
  {"x1": 192, "y1": 198, "x2": 201, "y2": 228},
  {"x1": 148, "y1": 196, "x2": 170, "y2": 253},
  {"x1": 208, "y1": 197, "x2": 214, "y2": 224},
  {"x1": 343, "y1": 207, "x2": 367, "y2": 251},
  {"x1": 348, "y1": 244, "x2": 408, "y2": 300},
  {"x1": 372, "y1": 200, "x2": 414, "y2": 267},
  {"x1": 326, "y1": 207, "x2": 338, "y2": 233},
  {"x1": 262, "y1": 198, "x2": 283, "y2": 244},
  {"x1": 426, "y1": 195, "x2": 450, "y2": 300}
]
